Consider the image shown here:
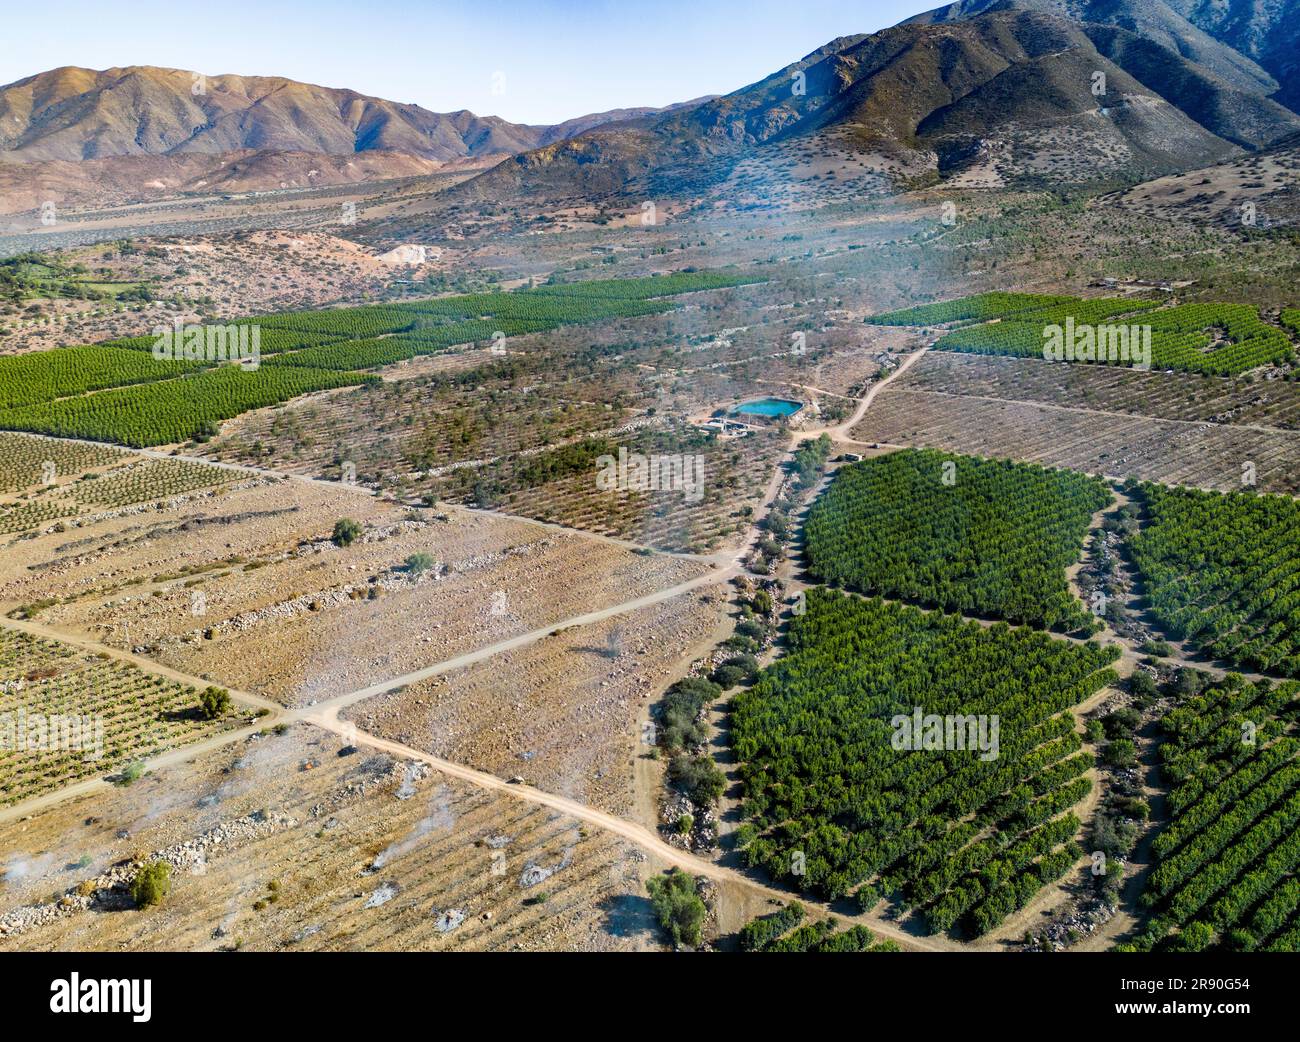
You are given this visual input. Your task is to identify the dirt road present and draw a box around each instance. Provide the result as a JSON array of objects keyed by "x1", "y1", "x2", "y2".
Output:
[
  {"x1": 0, "y1": 338, "x2": 1133, "y2": 953},
  {"x1": 301, "y1": 700, "x2": 953, "y2": 952},
  {"x1": 783, "y1": 343, "x2": 931, "y2": 447},
  {"x1": 0, "y1": 615, "x2": 282, "y2": 717},
  {"x1": 302, "y1": 566, "x2": 735, "y2": 720}
]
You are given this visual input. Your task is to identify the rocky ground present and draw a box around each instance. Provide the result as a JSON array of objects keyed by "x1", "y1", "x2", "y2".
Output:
[
  {"x1": 0, "y1": 723, "x2": 656, "y2": 951},
  {"x1": 341, "y1": 588, "x2": 728, "y2": 816}
]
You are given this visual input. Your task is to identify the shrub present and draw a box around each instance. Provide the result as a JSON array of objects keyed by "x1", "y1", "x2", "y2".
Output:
[
  {"x1": 669, "y1": 754, "x2": 726, "y2": 806},
  {"x1": 645, "y1": 869, "x2": 706, "y2": 948},
  {"x1": 1170, "y1": 920, "x2": 1215, "y2": 952},
  {"x1": 1103, "y1": 707, "x2": 1142, "y2": 738},
  {"x1": 131, "y1": 861, "x2": 171, "y2": 907},
  {"x1": 1172, "y1": 668, "x2": 1207, "y2": 698},
  {"x1": 723, "y1": 653, "x2": 760, "y2": 678},
  {"x1": 404, "y1": 552, "x2": 436, "y2": 574},
  {"x1": 199, "y1": 685, "x2": 231, "y2": 719},
  {"x1": 116, "y1": 761, "x2": 146, "y2": 786},
  {"x1": 711, "y1": 664, "x2": 748, "y2": 689},
  {"x1": 332, "y1": 518, "x2": 362, "y2": 547},
  {"x1": 659, "y1": 678, "x2": 720, "y2": 752},
  {"x1": 1130, "y1": 670, "x2": 1158, "y2": 698},
  {"x1": 1103, "y1": 738, "x2": 1138, "y2": 767}
]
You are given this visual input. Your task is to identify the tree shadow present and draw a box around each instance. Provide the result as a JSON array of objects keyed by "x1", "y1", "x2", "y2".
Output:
[
  {"x1": 599, "y1": 893, "x2": 658, "y2": 940},
  {"x1": 159, "y1": 706, "x2": 205, "y2": 723}
]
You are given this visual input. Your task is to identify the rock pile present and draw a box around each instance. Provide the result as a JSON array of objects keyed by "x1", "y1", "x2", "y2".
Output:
[{"x1": 0, "y1": 809, "x2": 295, "y2": 938}]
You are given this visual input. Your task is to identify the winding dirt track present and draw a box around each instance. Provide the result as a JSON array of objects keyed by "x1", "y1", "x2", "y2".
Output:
[
  {"x1": 0, "y1": 344, "x2": 969, "y2": 952},
  {"x1": 821, "y1": 344, "x2": 931, "y2": 441},
  {"x1": 302, "y1": 703, "x2": 952, "y2": 951},
  {"x1": 4, "y1": 340, "x2": 1279, "y2": 950}
]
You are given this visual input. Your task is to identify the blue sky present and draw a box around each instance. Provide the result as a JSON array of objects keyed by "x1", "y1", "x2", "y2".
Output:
[{"x1": 0, "y1": 0, "x2": 927, "y2": 124}]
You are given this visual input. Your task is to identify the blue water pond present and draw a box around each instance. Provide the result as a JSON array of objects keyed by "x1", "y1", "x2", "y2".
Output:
[{"x1": 729, "y1": 397, "x2": 803, "y2": 418}]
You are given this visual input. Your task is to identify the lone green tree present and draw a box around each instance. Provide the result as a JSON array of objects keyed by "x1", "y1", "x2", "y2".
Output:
[
  {"x1": 646, "y1": 869, "x2": 706, "y2": 948},
  {"x1": 199, "y1": 685, "x2": 231, "y2": 719},
  {"x1": 131, "y1": 861, "x2": 171, "y2": 908},
  {"x1": 332, "y1": 518, "x2": 362, "y2": 547}
]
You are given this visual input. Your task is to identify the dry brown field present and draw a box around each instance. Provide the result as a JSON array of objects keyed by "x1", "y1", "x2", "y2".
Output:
[
  {"x1": 0, "y1": 723, "x2": 656, "y2": 951},
  {"x1": 340, "y1": 588, "x2": 728, "y2": 817},
  {"x1": 852, "y1": 386, "x2": 1300, "y2": 494}
]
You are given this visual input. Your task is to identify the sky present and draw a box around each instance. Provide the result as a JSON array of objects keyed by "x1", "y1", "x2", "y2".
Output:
[{"x1": 0, "y1": 0, "x2": 927, "y2": 125}]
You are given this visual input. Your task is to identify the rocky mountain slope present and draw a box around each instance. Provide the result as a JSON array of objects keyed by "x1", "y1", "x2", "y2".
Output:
[
  {"x1": 430, "y1": 8, "x2": 1299, "y2": 213},
  {"x1": 0, "y1": 66, "x2": 709, "y2": 165}
]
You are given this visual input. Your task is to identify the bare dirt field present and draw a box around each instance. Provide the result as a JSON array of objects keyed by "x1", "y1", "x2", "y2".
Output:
[
  {"x1": 853, "y1": 386, "x2": 1300, "y2": 494},
  {"x1": 8, "y1": 474, "x2": 709, "y2": 705},
  {"x1": 340, "y1": 588, "x2": 729, "y2": 816},
  {"x1": 0, "y1": 723, "x2": 656, "y2": 951},
  {"x1": 0, "y1": 474, "x2": 389, "y2": 615}
]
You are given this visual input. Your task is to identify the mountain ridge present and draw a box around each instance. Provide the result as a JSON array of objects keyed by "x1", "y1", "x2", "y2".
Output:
[
  {"x1": 0, "y1": 65, "x2": 712, "y2": 164},
  {"x1": 417, "y1": 7, "x2": 1300, "y2": 218},
  {"x1": 908, "y1": 0, "x2": 1300, "y2": 110}
]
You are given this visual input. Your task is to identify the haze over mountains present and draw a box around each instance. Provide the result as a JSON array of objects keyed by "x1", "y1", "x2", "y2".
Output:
[
  {"x1": 435, "y1": 5, "x2": 1300, "y2": 214},
  {"x1": 2, "y1": 1, "x2": 1298, "y2": 219}
]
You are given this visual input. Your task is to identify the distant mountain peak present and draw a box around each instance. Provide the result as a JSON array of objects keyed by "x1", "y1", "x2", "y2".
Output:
[{"x1": 404, "y1": 5, "x2": 1299, "y2": 224}]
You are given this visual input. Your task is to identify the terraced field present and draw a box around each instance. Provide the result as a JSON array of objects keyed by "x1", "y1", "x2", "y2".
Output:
[
  {"x1": 0, "y1": 432, "x2": 125, "y2": 492},
  {"x1": 0, "y1": 365, "x2": 376, "y2": 447},
  {"x1": 69, "y1": 459, "x2": 237, "y2": 507},
  {"x1": 15, "y1": 493, "x2": 707, "y2": 707},
  {"x1": 0, "y1": 725, "x2": 651, "y2": 952}
]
